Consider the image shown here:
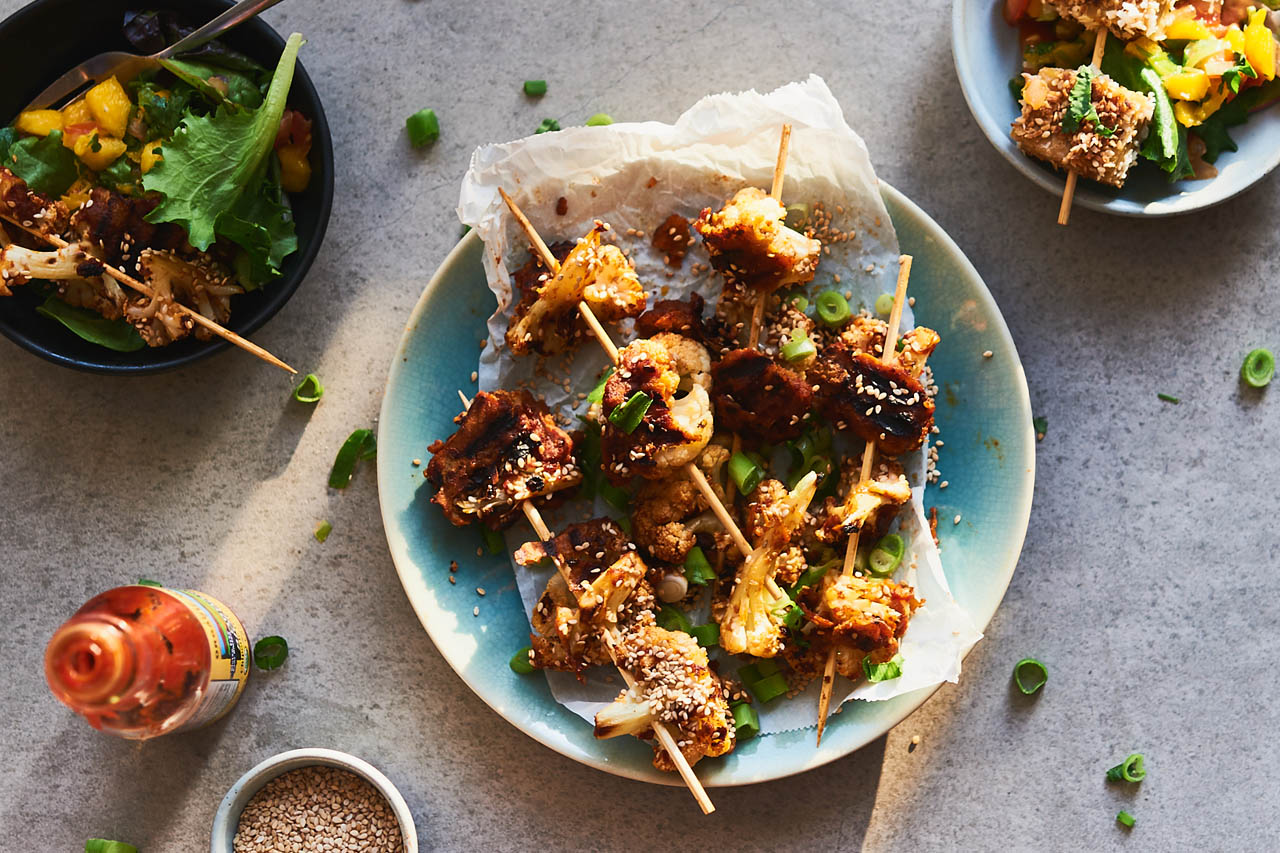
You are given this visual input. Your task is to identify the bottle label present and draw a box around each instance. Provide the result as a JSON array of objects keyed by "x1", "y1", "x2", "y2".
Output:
[{"x1": 166, "y1": 589, "x2": 250, "y2": 731}]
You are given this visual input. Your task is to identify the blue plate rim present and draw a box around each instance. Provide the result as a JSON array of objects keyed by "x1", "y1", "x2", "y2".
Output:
[{"x1": 377, "y1": 180, "x2": 1035, "y2": 786}]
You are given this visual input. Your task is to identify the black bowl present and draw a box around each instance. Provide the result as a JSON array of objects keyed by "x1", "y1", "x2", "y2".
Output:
[{"x1": 0, "y1": 0, "x2": 333, "y2": 374}]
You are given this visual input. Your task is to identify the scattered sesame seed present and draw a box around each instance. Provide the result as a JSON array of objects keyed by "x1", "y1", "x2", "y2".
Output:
[{"x1": 982, "y1": 350, "x2": 993, "y2": 359}]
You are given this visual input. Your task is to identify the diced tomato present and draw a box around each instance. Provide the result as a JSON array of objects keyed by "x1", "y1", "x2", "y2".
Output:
[
  {"x1": 62, "y1": 122, "x2": 105, "y2": 145},
  {"x1": 1003, "y1": 0, "x2": 1030, "y2": 25},
  {"x1": 275, "y1": 110, "x2": 312, "y2": 151}
]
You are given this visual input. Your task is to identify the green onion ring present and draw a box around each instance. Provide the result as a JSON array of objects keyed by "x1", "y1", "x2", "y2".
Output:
[
  {"x1": 688, "y1": 623, "x2": 720, "y2": 647},
  {"x1": 656, "y1": 605, "x2": 692, "y2": 634},
  {"x1": 585, "y1": 112, "x2": 614, "y2": 126},
  {"x1": 607, "y1": 391, "x2": 652, "y2": 434},
  {"x1": 874, "y1": 292, "x2": 894, "y2": 315},
  {"x1": 86, "y1": 841, "x2": 138, "y2": 853},
  {"x1": 1013, "y1": 657, "x2": 1048, "y2": 694},
  {"x1": 1106, "y1": 753, "x2": 1146, "y2": 783},
  {"x1": 683, "y1": 546, "x2": 716, "y2": 586},
  {"x1": 731, "y1": 701, "x2": 760, "y2": 740},
  {"x1": 815, "y1": 290, "x2": 851, "y2": 326},
  {"x1": 292, "y1": 373, "x2": 323, "y2": 403},
  {"x1": 482, "y1": 527, "x2": 505, "y2": 556},
  {"x1": 136, "y1": 579, "x2": 163, "y2": 587},
  {"x1": 862, "y1": 653, "x2": 904, "y2": 682},
  {"x1": 1116, "y1": 811, "x2": 1136, "y2": 828},
  {"x1": 780, "y1": 330, "x2": 817, "y2": 363},
  {"x1": 313, "y1": 520, "x2": 332, "y2": 543},
  {"x1": 535, "y1": 117, "x2": 560, "y2": 134},
  {"x1": 253, "y1": 635, "x2": 289, "y2": 671},
  {"x1": 1241, "y1": 348, "x2": 1275, "y2": 388},
  {"x1": 867, "y1": 533, "x2": 905, "y2": 577},
  {"x1": 523, "y1": 80, "x2": 547, "y2": 96},
  {"x1": 729, "y1": 451, "x2": 763, "y2": 495}
]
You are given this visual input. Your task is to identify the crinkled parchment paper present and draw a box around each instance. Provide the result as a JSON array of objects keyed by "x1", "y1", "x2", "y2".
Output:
[{"x1": 458, "y1": 76, "x2": 981, "y2": 736}]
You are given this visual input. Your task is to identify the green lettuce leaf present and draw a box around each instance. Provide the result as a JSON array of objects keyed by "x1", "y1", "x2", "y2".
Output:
[
  {"x1": 6, "y1": 131, "x2": 79, "y2": 197},
  {"x1": 134, "y1": 82, "x2": 192, "y2": 138},
  {"x1": 160, "y1": 58, "x2": 263, "y2": 109},
  {"x1": 218, "y1": 158, "x2": 297, "y2": 288},
  {"x1": 143, "y1": 33, "x2": 302, "y2": 251},
  {"x1": 35, "y1": 296, "x2": 145, "y2": 352}
]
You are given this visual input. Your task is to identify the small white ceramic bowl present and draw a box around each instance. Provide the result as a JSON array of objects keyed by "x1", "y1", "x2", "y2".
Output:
[{"x1": 210, "y1": 748, "x2": 418, "y2": 853}]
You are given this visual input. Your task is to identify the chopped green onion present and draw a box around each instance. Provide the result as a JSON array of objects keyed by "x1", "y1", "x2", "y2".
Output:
[
  {"x1": 328, "y1": 429, "x2": 376, "y2": 488},
  {"x1": 1033, "y1": 415, "x2": 1048, "y2": 439},
  {"x1": 656, "y1": 605, "x2": 692, "y2": 634},
  {"x1": 782, "y1": 604, "x2": 805, "y2": 632},
  {"x1": 535, "y1": 118, "x2": 560, "y2": 134},
  {"x1": 862, "y1": 653, "x2": 904, "y2": 682},
  {"x1": 586, "y1": 366, "x2": 615, "y2": 404},
  {"x1": 781, "y1": 330, "x2": 817, "y2": 363},
  {"x1": 738, "y1": 660, "x2": 788, "y2": 703},
  {"x1": 683, "y1": 546, "x2": 717, "y2": 586},
  {"x1": 313, "y1": 520, "x2": 332, "y2": 543},
  {"x1": 86, "y1": 841, "x2": 138, "y2": 853},
  {"x1": 136, "y1": 578, "x2": 163, "y2": 587},
  {"x1": 523, "y1": 79, "x2": 547, "y2": 96},
  {"x1": 729, "y1": 451, "x2": 763, "y2": 495},
  {"x1": 405, "y1": 109, "x2": 439, "y2": 146},
  {"x1": 1157, "y1": 393, "x2": 1180, "y2": 404},
  {"x1": 874, "y1": 292, "x2": 894, "y2": 315},
  {"x1": 616, "y1": 516, "x2": 632, "y2": 535},
  {"x1": 815, "y1": 290, "x2": 851, "y2": 326},
  {"x1": 509, "y1": 646, "x2": 535, "y2": 674},
  {"x1": 1013, "y1": 657, "x2": 1048, "y2": 694},
  {"x1": 731, "y1": 701, "x2": 759, "y2": 740},
  {"x1": 599, "y1": 480, "x2": 631, "y2": 513},
  {"x1": 1116, "y1": 811, "x2": 1136, "y2": 828},
  {"x1": 607, "y1": 391, "x2": 652, "y2": 433},
  {"x1": 1241, "y1": 348, "x2": 1275, "y2": 388},
  {"x1": 789, "y1": 561, "x2": 833, "y2": 596},
  {"x1": 253, "y1": 635, "x2": 289, "y2": 670},
  {"x1": 292, "y1": 373, "x2": 324, "y2": 403},
  {"x1": 784, "y1": 202, "x2": 809, "y2": 229},
  {"x1": 786, "y1": 292, "x2": 809, "y2": 312},
  {"x1": 738, "y1": 660, "x2": 779, "y2": 683},
  {"x1": 688, "y1": 623, "x2": 720, "y2": 647},
  {"x1": 482, "y1": 527, "x2": 505, "y2": 555},
  {"x1": 867, "y1": 533, "x2": 905, "y2": 577},
  {"x1": 1107, "y1": 753, "x2": 1146, "y2": 783},
  {"x1": 585, "y1": 112, "x2": 613, "y2": 126}
]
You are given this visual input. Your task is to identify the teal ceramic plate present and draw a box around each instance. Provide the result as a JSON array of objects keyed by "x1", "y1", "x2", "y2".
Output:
[
  {"x1": 377, "y1": 182, "x2": 1034, "y2": 786},
  {"x1": 953, "y1": 0, "x2": 1280, "y2": 216}
]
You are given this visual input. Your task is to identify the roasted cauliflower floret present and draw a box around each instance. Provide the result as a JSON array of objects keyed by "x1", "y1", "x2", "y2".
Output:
[
  {"x1": 0, "y1": 242, "x2": 104, "y2": 295},
  {"x1": 526, "y1": 549, "x2": 654, "y2": 675},
  {"x1": 426, "y1": 390, "x2": 582, "y2": 528},
  {"x1": 515, "y1": 518, "x2": 632, "y2": 610},
  {"x1": 594, "y1": 624, "x2": 735, "y2": 771},
  {"x1": 505, "y1": 221, "x2": 646, "y2": 355},
  {"x1": 125, "y1": 250, "x2": 241, "y2": 346},
  {"x1": 631, "y1": 445, "x2": 730, "y2": 564},
  {"x1": 819, "y1": 571, "x2": 921, "y2": 655},
  {"x1": 819, "y1": 460, "x2": 913, "y2": 543},
  {"x1": 719, "y1": 472, "x2": 818, "y2": 658},
  {"x1": 694, "y1": 186, "x2": 821, "y2": 295},
  {"x1": 600, "y1": 337, "x2": 714, "y2": 483}
]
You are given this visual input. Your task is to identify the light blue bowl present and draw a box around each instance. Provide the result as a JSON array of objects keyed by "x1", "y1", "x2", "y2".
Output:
[
  {"x1": 953, "y1": 0, "x2": 1280, "y2": 216},
  {"x1": 376, "y1": 183, "x2": 1035, "y2": 786}
]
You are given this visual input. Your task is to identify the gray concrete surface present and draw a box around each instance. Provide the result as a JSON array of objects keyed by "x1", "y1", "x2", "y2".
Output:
[{"x1": 2, "y1": 0, "x2": 1277, "y2": 850}]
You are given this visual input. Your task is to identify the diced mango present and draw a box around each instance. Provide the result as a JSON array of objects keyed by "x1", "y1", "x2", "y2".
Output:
[
  {"x1": 1166, "y1": 18, "x2": 1212, "y2": 40},
  {"x1": 1174, "y1": 84, "x2": 1228, "y2": 127},
  {"x1": 84, "y1": 76, "x2": 131, "y2": 138},
  {"x1": 1164, "y1": 69, "x2": 1211, "y2": 101},
  {"x1": 1245, "y1": 9, "x2": 1276, "y2": 81},
  {"x1": 73, "y1": 132, "x2": 127, "y2": 171},
  {"x1": 60, "y1": 178, "x2": 93, "y2": 210},
  {"x1": 140, "y1": 140, "x2": 163, "y2": 174},
  {"x1": 61, "y1": 100, "x2": 93, "y2": 127},
  {"x1": 1225, "y1": 25, "x2": 1246, "y2": 55},
  {"x1": 276, "y1": 144, "x2": 312, "y2": 193},
  {"x1": 15, "y1": 110, "x2": 64, "y2": 137}
]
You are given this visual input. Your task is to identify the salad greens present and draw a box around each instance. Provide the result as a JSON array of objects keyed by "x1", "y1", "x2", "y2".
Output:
[
  {"x1": 0, "y1": 129, "x2": 79, "y2": 196},
  {"x1": 34, "y1": 296, "x2": 146, "y2": 352},
  {"x1": 143, "y1": 33, "x2": 303, "y2": 285},
  {"x1": 1064, "y1": 67, "x2": 1113, "y2": 136}
]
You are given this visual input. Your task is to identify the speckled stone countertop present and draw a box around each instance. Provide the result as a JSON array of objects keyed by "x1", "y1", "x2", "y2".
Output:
[{"x1": 2, "y1": 0, "x2": 1277, "y2": 850}]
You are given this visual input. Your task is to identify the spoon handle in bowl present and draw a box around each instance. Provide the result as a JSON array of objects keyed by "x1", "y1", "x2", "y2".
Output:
[{"x1": 155, "y1": 0, "x2": 290, "y2": 60}]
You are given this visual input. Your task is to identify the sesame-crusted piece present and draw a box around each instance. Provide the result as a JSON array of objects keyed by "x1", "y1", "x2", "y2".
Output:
[
  {"x1": 1011, "y1": 67, "x2": 1154, "y2": 188},
  {"x1": 1046, "y1": 0, "x2": 1175, "y2": 39}
]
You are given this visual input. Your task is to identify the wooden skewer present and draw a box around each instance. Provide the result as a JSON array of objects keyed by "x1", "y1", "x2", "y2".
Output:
[
  {"x1": 814, "y1": 255, "x2": 913, "y2": 746},
  {"x1": 0, "y1": 215, "x2": 296, "y2": 373},
  {"x1": 770, "y1": 123, "x2": 792, "y2": 202},
  {"x1": 520, "y1": 502, "x2": 715, "y2": 813},
  {"x1": 1057, "y1": 28, "x2": 1109, "y2": 227}
]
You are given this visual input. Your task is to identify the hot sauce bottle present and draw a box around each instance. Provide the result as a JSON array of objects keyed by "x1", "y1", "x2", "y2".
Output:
[{"x1": 45, "y1": 584, "x2": 250, "y2": 739}]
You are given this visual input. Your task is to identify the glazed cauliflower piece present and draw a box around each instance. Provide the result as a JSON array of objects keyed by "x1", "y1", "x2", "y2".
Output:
[
  {"x1": 594, "y1": 624, "x2": 736, "y2": 771},
  {"x1": 631, "y1": 445, "x2": 731, "y2": 564},
  {"x1": 125, "y1": 250, "x2": 242, "y2": 346},
  {"x1": 600, "y1": 336, "x2": 714, "y2": 483},
  {"x1": 718, "y1": 472, "x2": 818, "y2": 658},
  {"x1": 694, "y1": 186, "x2": 821, "y2": 295},
  {"x1": 0, "y1": 242, "x2": 104, "y2": 295},
  {"x1": 819, "y1": 460, "x2": 913, "y2": 543},
  {"x1": 515, "y1": 518, "x2": 632, "y2": 610},
  {"x1": 505, "y1": 221, "x2": 646, "y2": 355},
  {"x1": 819, "y1": 572, "x2": 921, "y2": 678}
]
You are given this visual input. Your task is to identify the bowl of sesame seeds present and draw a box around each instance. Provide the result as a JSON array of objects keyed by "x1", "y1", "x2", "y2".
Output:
[{"x1": 211, "y1": 748, "x2": 417, "y2": 853}]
